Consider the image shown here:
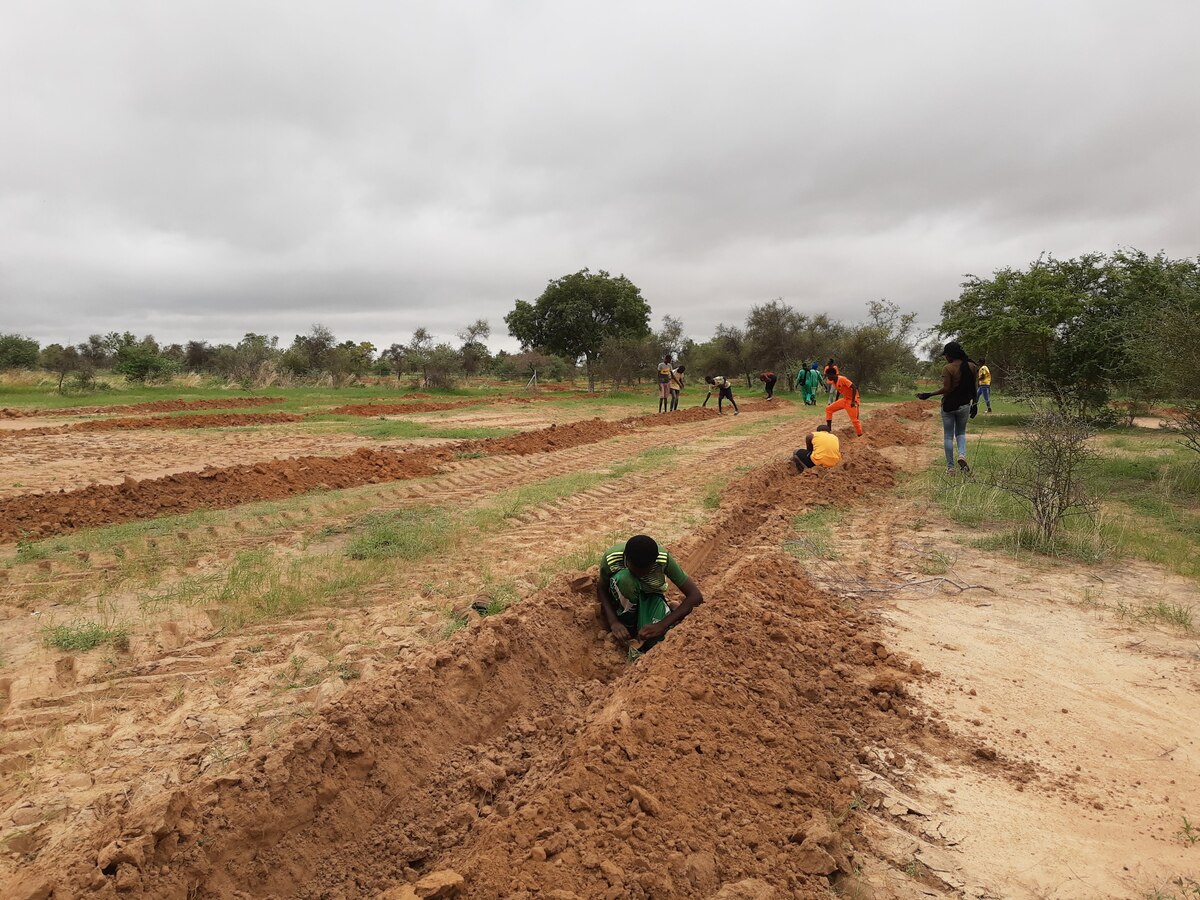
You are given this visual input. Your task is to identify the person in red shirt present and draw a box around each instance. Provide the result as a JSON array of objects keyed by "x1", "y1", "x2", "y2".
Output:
[
  {"x1": 825, "y1": 371, "x2": 863, "y2": 436},
  {"x1": 758, "y1": 371, "x2": 778, "y2": 400}
]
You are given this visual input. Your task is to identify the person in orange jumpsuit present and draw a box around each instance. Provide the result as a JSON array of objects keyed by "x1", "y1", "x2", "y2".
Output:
[{"x1": 825, "y1": 371, "x2": 863, "y2": 436}]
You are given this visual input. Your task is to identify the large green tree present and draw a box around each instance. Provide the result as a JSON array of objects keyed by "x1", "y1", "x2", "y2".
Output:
[
  {"x1": 0, "y1": 333, "x2": 40, "y2": 369},
  {"x1": 938, "y1": 250, "x2": 1200, "y2": 414},
  {"x1": 505, "y1": 269, "x2": 651, "y2": 391}
]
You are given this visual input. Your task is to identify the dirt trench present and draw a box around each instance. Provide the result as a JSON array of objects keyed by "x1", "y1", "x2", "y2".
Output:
[{"x1": 5, "y1": 404, "x2": 935, "y2": 900}]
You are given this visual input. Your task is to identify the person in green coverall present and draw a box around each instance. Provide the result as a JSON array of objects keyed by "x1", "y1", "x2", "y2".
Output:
[
  {"x1": 802, "y1": 362, "x2": 823, "y2": 405},
  {"x1": 597, "y1": 534, "x2": 704, "y2": 651}
]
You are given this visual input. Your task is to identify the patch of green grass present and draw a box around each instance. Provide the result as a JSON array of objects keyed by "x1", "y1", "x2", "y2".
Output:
[
  {"x1": 477, "y1": 580, "x2": 519, "y2": 616},
  {"x1": 345, "y1": 506, "x2": 454, "y2": 560},
  {"x1": 786, "y1": 506, "x2": 843, "y2": 559},
  {"x1": 975, "y1": 524, "x2": 1108, "y2": 565},
  {"x1": 210, "y1": 548, "x2": 377, "y2": 628},
  {"x1": 306, "y1": 415, "x2": 515, "y2": 441},
  {"x1": 440, "y1": 610, "x2": 470, "y2": 638},
  {"x1": 1138, "y1": 601, "x2": 1194, "y2": 630},
  {"x1": 917, "y1": 550, "x2": 956, "y2": 575},
  {"x1": 43, "y1": 620, "x2": 130, "y2": 652},
  {"x1": 702, "y1": 476, "x2": 729, "y2": 510},
  {"x1": 906, "y1": 430, "x2": 1200, "y2": 579}
]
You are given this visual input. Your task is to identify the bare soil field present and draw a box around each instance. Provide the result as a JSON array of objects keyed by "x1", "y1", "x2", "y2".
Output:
[{"x1": 0, "y1": 392, "x2": 1196, "y2": 899}]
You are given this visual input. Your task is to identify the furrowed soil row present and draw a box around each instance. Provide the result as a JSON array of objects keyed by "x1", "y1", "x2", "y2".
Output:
[
  {"x1": 0, "y1": 408, "x2": 746, "y2": 543},
  {"x1": 4, "y1": 404, "x2": 936, "y2": 900},
  {"x1": 0, "y1": 397, "x2": 286, "y2": 419},
  {"x1": 0, "y1": 412, "x2": 816, "y2": 844},
  {"x1": 0, "y1": 412, "x2": 306, "y2": 440}
]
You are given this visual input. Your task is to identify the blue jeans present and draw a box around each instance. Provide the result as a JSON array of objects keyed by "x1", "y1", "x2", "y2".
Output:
[
  {"x1": 976, "y1": 385, "x2": 991, "y2": 410},
  {"x1": 941, "y1": 403, "x2": 970, "y2": 468}
]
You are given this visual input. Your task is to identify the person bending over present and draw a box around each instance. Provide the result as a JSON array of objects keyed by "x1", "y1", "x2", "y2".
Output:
[
  {"x1": 759, "y1": 371, "x2": 778, "y2": 400},
  {"x1": 597, "y1": 534, "x2": 704, "y2": 651},
  {"x1": 702, "y1": 375, "x2": 740, "y2": 415},
  {"x1": 793, "y1": 423, "x2": 841, "y2": 472}
]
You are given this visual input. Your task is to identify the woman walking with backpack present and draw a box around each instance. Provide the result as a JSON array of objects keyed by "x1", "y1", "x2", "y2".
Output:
[{"x1": 918, "y1": 341, "x2": 978, "y2": 475}]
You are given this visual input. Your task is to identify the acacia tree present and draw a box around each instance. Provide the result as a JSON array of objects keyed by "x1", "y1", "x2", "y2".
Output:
[
  {"x1": 505, "y1": 269, "x2": 651, "y2": 391},
  {"x1": 745, "y1": 300, "x2": 805, "y2": 390},
  {"x1": 458, "y1": 319, "x2": 492, "y2": 378},
  {"x1": 714, "y1": 324, "x2": 755, "y2": 387},
  {"x1": 39, "y1": 344, "x2": 88, "y2": 392}
]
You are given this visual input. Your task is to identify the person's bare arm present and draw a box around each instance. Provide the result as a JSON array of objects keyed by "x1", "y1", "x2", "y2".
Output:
[
  {"x1": 637, "y1": 577, "x2": 703, "y2": 640},
  {"x1": 596, "y1": 578, "x2": 631, "y2": 643},
  {"x1": 920, "y1": 367, "x2": 954, "y2": 400}
]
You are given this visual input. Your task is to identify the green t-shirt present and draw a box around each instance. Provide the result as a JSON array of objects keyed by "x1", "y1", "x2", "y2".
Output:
[{"x1": 599, "y1": 543, "x2": 688, "y2": 596}]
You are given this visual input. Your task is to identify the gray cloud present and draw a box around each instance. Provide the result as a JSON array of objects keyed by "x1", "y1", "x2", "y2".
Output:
[{"x1": 2, "y1": 0, "x2": 1197, "y2": 352}]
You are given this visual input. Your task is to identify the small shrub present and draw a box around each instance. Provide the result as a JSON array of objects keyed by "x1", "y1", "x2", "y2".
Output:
[
  {"x1": 991, "y1": 398, "x2": 1099, "y2": 543},
  {"x1": 44, "y1": 621, "x2": 130, "y2": 652}
]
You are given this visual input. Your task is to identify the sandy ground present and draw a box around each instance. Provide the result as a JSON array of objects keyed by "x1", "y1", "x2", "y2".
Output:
[{"x1": 815, "y1": 429, "x2": 1200, "y2": 899}]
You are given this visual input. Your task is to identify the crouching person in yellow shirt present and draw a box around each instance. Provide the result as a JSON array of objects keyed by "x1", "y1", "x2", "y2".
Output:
[{"x1": 792, "y1": 423, "x2": 841, "y2": 472}]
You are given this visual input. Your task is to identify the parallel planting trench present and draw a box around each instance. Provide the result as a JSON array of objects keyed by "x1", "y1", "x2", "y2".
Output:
[{"x1": 7, "y1": 403, "x2": 970, "y2": 899}]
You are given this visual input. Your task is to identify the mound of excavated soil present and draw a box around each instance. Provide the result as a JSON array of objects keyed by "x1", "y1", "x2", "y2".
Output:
[
  {"x1": 0, "y1": 412, "x2": 305, "y2": 440},
  {"x1": 5, "y1": 404, "x2": 933, "y2": 900},
  {"x1": 0, "y1": 397, "x2": 284, "y2": 419},
  {"x1": 0, "y1": 408, "x2": 729, "y2": 542},
  {"x1": 0, "y1": 448, "x2": 440, "y2": 541},
  {"x1": 327, "y1": 401, "x2": 477, "y2": 416}
]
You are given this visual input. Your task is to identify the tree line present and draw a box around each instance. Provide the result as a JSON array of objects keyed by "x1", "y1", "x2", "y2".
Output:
[
  {"x1": 937, "y1": 248, "x2": 1200, "y2": 421},
  {"x1": 4, "y1": 248, "x2": 1195, "y2": 416}
]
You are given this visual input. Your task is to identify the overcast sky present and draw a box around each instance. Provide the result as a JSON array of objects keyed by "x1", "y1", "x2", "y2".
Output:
[{"x1": 2, "y1": 1, "x2": 1197, "y2": 352}]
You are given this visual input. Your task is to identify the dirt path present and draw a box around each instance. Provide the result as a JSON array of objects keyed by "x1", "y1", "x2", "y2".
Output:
[{"x1": 811, "y1": 425, "x2": 1200, "y2": 899}]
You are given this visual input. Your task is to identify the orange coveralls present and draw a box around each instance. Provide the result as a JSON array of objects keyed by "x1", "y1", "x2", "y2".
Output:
[{"x1": 825, "y1": 375, "x2": 862, "y2": 435}]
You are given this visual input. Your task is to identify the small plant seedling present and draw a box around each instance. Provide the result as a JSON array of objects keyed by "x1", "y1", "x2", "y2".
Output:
[{"x1": 1179, "y1": 815, "x2": 1200, "y2": 846}]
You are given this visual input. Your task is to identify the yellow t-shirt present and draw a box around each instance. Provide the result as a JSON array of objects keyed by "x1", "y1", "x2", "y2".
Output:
[
  {"x1": 978, "y1": 365, "x2": 991, "y2": 386},
  {"x1": 811, "y1": 431, "x2": 841, "y2": 467},
  {"x1": 669, "y1": 368, "x2": 684, "y2": 390}
]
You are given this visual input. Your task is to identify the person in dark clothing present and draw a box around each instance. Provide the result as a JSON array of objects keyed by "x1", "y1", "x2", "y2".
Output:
[
  {"x1": 918, "y1": 341, "x2": 978, "y2": 475},
  {"x1": 759, "y1": 371, "x2": 778, "y2": 400},
  {"x1": 702, "y1": 375, "x2": 740, "y2": 415}
]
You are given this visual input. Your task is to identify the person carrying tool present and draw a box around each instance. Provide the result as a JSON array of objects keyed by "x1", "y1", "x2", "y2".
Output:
[
  {"x1": 825, "y1": 369, "x2": 863, "y2": 436},
  {"x1": 792, "y1": 422, "x2": 841, "y2": 471},
  {"x1": 597, "y1": 534, "x2": 704, "y2": 651},
  {"x1": 759, "y1": 371, "x2": 778, "y2": 400},
  {"x1": 702, "y1": 375, "x2": 740, "y2": 415}
]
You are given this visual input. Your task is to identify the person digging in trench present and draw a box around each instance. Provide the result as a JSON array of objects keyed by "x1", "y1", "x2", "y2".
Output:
[
  {"x1": 792, "y1": 422, "x2": 841, "y2": 472},
  {"x1": 597, "y1": 534, "x2": 704, "y2": 652}
]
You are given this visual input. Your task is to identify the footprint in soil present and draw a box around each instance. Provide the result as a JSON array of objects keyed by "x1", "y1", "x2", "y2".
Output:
[{"x1": 55, "y1": 656, "x2": 77, "y2": 688}]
